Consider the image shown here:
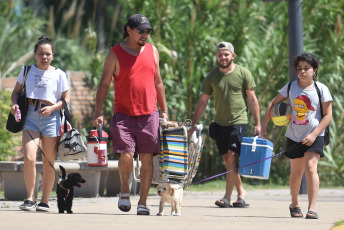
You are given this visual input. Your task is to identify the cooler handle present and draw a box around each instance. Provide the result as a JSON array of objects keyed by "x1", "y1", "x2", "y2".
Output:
[
  {"x1": 98, "y1": 123, "x2": 103, "y2": 140},
  {"x1": 252, "y1": 136, "x2": 259, "y2": 152}
]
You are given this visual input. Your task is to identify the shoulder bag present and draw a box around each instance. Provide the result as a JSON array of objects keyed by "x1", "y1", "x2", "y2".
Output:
[
  {"x1": 6, "y1": 65, "x2": 31, "y2": 133},
  {"x1": 314, "y1": 81, "x2": 330, "y2": 146},
  {"x1": 58, "y1": 98, "x2": 87, "y2": 161}
]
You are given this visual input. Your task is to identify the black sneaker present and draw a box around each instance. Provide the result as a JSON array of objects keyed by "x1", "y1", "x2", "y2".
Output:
[
  {"x1": 19, "y1": 200, "x2": 36, "y2": 211},
  {"x1": 36, "y1": 202, "x2": 49, "y2": 212}
]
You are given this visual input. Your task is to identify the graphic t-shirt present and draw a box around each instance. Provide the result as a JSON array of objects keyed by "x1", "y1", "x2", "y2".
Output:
[
  {"x1": 17, "y1": 65, "x2": 69, "y2": 104},
  {"x1": 279, "y1": 80, "x2": 332, "y2": 142}
]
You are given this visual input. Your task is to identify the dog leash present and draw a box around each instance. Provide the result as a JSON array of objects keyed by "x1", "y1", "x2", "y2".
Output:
[
  {"x1": 190, "y1": 142, "x2": 302, "y2": 186},
  {"x1": 26, "y1": 130, "x2": 62, "y2": 179}
]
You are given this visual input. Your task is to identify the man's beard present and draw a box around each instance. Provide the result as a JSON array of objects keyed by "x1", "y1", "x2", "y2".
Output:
[
  {"x1": 218, "y1": 58, "x2": 233, "y2": 69},
  {"x1": 137, "y1": 41, "x2": 145, "y2": 46}
]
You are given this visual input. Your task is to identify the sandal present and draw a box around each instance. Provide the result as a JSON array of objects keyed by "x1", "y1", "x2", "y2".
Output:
[
  {"x1": 305, "y1": 210, "x2": 319, "y2": 219},
  {"x1": 215, "y1": 198, "x2": 232, "y2": 208},
  {"x1": 233, "y1": 198, "x2": 249, "y2": 208},
  {"x1": 118, "y1": 192, "x2": 131, "y2": 212},
  {"x1": 289, "y1": 204, "x2": 303, "y2": 218},
  {"x1": 137, "y1": 204, "x2": 150, "y2": 215}
]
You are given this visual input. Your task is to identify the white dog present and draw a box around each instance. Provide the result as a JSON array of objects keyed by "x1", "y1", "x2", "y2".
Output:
[{"x1": 157, "y1": 183, "x2": 183, "y2": 216}]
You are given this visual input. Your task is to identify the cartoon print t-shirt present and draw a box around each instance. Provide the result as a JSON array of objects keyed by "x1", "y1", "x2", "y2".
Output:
[
  {"x1": 279, "y1": 80, "x2": 332, "y2": 142},
  {"x1": 293, "y1": 94, "x2": 315, "y2": 125}
]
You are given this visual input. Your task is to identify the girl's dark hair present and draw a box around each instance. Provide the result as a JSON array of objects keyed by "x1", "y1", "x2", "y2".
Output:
[
  {"x1": 34, "y1": 35, "x2": 55, "y2": 54},
  {"x1": 293, "y1": 52, "x2": 320, "y2": 78}
]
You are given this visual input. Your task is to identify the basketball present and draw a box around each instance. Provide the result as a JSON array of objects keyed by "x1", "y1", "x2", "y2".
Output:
[{"x1": 270, "y1": 102, "x2": 292, "y2": 126}]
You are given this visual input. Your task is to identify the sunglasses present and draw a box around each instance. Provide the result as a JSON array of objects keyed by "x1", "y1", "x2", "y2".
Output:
[{"x1": 137, "y1": 29, "x2": 152, "y2": 35}]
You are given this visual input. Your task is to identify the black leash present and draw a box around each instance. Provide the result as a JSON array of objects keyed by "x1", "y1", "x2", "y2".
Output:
[{"x1": 26, "y1": 130, "x2": 62, "y2": 179}]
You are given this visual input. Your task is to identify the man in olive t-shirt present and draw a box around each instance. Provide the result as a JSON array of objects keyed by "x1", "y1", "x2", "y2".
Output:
[{"x1": 189, "y1": 42, "x2": 260, "y2": 208}]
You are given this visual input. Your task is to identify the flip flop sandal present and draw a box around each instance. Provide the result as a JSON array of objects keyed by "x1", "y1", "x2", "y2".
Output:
[
  {"x1": 233, "y1": 198, "x2": 249, "y2": 208},
  {"x1": 137, "y1": 205, "x2": 150, "y2": 215},
  {"x1": 118, "y1": 192, "x2": 131, "y2": 212},
  {"x1": 215, "y1": 198, "x2": 232, "y2": 208},
  {"x1": 289, "y1": 204, "x2": 303, "y2": 218},
  {"x1": 305, "y1": 210, "x2": 319, "y2": 219}
]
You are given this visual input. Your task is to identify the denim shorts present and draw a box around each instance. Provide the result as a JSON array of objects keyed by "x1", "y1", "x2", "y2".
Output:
[
  {"x1": 284, "y1": 136, "x2": 324, "y2": 159},
  {"x1": 24, "y1": 105, "x2": 61, "y2": 137},
  {"x1": 110, "y1": 111, "x2": 160, "y2": 154}
]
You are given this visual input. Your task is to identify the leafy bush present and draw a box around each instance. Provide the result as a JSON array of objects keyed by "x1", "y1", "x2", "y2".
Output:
[
  {"x1": 0, "y1": 90, "x2": 18, "y2": 160},
  {"x1": 0, "y1": 0, "x2": 343, "y2": 186}
]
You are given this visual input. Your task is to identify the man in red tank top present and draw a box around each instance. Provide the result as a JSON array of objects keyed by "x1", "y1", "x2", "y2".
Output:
[{"x1": 92, "y1": 14, "x2": 168, "y2": 216}]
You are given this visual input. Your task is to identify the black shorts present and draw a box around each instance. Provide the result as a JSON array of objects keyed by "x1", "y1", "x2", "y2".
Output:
[
  {"x1": 284, "y1": 136, "x2": 324, "y2": 159},
  {"x1": 213, "y1": 123, "x2": 248, "y2": 155}
]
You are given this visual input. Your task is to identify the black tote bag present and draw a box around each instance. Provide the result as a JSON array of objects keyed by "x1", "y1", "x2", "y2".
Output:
[{"x1": 6, "y1": 65, "x2": 31, "y2": 133}]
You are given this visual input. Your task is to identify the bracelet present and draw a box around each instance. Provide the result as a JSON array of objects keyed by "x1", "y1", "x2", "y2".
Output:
[{"x1": 161, "y1": 111, "x2": 168, "y2": 114}]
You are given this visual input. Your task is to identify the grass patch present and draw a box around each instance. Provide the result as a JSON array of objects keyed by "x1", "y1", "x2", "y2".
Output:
[
  {"x1": 334, "y1": 220, "x2": 344, "y2": 227},
  {"x1": 0, "y1": 190, "x2": 4, "y2": 200},
  {"x1": 0, "y1": 190, "x2": 57, "y2": 201},
  {"x1": 1, "y1": 181, "x2": 341, "y2": 199},
  {"x1": 148, "y1": 180, "x2": 289, "y2": 195},
  {"x1": 186, "y1": 180, "x2": 289, "y2": 191}
]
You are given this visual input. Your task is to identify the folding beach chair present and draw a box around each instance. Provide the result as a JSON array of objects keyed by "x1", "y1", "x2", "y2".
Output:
[{"x1": 133, "y1": 119, "x2": 204, "y2": 188}]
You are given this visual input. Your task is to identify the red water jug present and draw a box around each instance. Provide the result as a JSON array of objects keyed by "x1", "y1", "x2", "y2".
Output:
[{"x1": 86, "y1": 124, "x2": 109, "y2": 166}]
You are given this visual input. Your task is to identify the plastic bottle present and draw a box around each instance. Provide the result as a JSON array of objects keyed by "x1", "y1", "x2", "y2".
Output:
[{"x1": 15, "y1": 108, "x2": 21, "y2": 122}]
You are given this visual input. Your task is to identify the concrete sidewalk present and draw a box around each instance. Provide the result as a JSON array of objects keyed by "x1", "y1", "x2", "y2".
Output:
[{"x1": 0, "y1": 188, "x2": 343, "y2": 230}]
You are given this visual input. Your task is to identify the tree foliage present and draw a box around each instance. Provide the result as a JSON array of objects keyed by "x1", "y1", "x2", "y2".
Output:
[
  {"x1": 0, "y1": 0, "x2": 45, "y2": 78},
  {"x1": 1, "y1": 0, "x2": 343, "y2": 186},
  {"x1": 0, "y1": 90, "x2": 18, "y2": 160}
]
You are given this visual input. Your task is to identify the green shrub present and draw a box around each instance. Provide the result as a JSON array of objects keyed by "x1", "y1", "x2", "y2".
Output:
[{"x1": 0, "y1": 90, "x2": 18, "y2": 160}]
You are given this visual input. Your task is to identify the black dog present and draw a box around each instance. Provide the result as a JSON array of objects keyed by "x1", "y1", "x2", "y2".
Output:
[{"x1": 57, "y1": 165, "x2": 86, "y2": 213}]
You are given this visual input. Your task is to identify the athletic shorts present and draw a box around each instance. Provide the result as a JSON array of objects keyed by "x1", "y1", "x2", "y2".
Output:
[
  {"x1": 214, "y1": 123, "x2": 248, "y2": 155},
  {"x1": 110, "y1": 111, "x2": 160, "y2": 154},
  {"x1": 24, "y1": 105, "x2": 61, "y2": 137},
  {"x1": 284, "y1": 136, "x2": 324, "y2": 159}
]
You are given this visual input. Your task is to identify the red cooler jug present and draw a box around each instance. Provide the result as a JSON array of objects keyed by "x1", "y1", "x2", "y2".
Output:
[{"x1": 86, "y1": 124, "x2": 109, "y2": 166}]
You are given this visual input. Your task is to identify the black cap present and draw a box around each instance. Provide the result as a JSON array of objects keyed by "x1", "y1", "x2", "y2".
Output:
[{"x1": 127, "y1": 14, "x2": 153, "y2": 31}]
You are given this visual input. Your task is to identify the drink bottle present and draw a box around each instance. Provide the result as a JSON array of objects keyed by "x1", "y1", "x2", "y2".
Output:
[{"x1": 15, "y1": 108, "x2": 21, "y2": 122}]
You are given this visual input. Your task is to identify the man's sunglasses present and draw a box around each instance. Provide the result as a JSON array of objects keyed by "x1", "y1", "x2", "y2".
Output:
[{"x1": 138, "y1": 29, "x2": 152, "y2": 35}]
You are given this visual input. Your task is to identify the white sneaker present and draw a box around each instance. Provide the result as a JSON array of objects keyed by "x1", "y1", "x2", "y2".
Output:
[
  {"x1": 36, "y1": 202, "x2": 49, "y2": 212},
  {"x1": 19, "y1": 200, "x2": 36, "y2": 211}
]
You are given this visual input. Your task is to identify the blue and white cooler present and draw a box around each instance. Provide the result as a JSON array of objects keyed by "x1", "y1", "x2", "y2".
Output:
[{"x1": 239, "y1": 136, "x2": 274, "y2": 179}]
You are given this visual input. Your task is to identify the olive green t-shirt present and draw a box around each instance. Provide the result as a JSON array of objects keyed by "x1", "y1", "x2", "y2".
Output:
[{"x1": 201, "y1": 65, "x2": 256, "y2": 126}]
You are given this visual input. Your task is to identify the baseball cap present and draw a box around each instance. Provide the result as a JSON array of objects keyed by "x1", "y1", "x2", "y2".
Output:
[
  {"x1": 127, "y1": 14, "x2": 153, "y2": 31},
  {"x1": 217, "y1": 42, "x2": 234, "y2": 53}
]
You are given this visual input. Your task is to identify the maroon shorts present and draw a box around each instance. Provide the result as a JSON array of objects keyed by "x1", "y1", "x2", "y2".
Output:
[{"x1": 110, "y1": 111, "x2": 160, "y2": 154}]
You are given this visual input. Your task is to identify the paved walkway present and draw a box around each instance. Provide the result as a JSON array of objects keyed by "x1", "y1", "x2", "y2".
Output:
[{"x1": 0, "y1": 188, "x2": 343, "y2": 230}]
